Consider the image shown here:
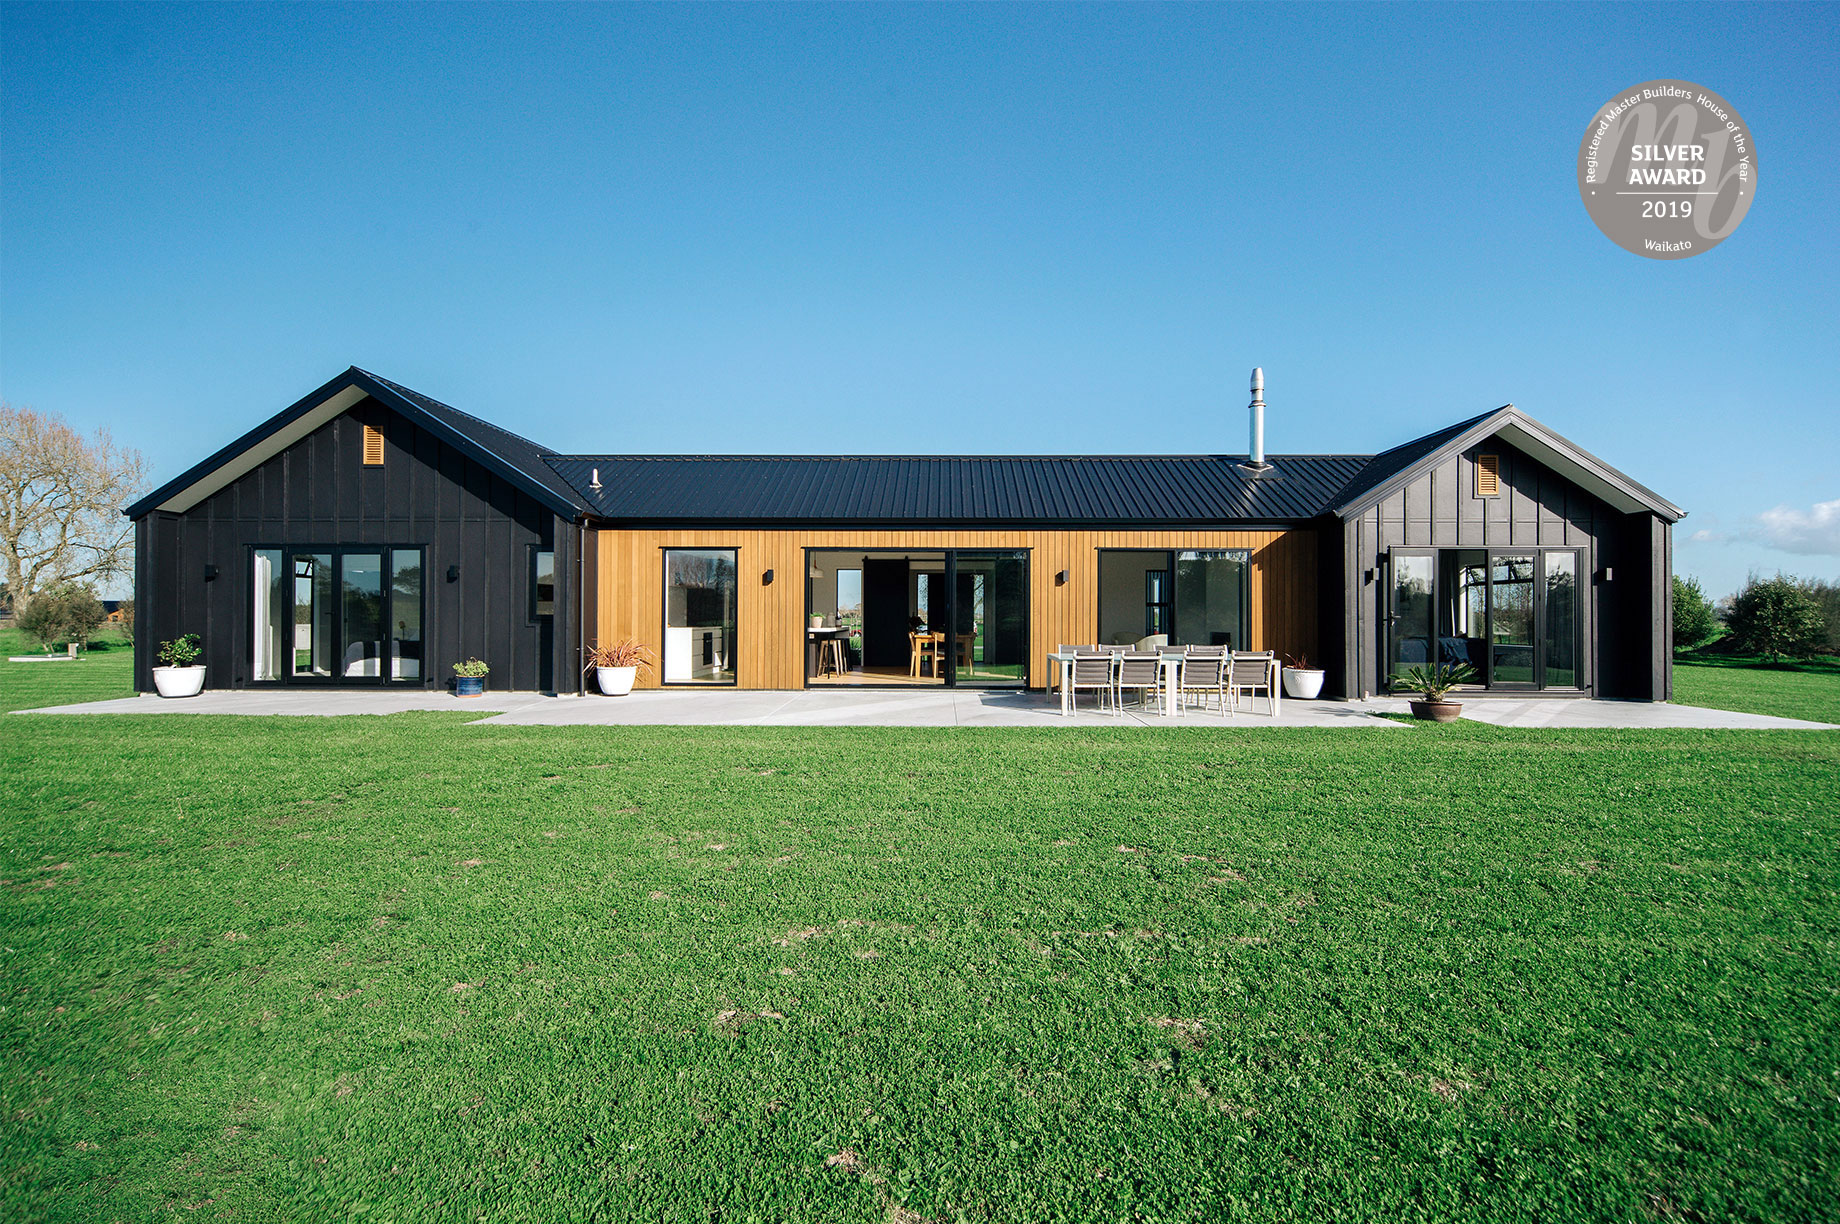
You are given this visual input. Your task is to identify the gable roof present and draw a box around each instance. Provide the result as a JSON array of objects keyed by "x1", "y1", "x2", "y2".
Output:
[
  {"x1": 544, "y1": 454, "x2": 1370, "y2": 525},
  {"x1": 1328, "y1": 405, "x2": 1685, "y2": 523},
  {"x1": 127, "y1": 369, "x2": 1682, "y2": 528},
  {"x1": 125, "y1": 367, "x2": 589, "y2": 519}
]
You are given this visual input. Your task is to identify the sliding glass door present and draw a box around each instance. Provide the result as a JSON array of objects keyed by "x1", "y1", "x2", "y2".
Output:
[
  {"x1": 1386, "y1": 547, "x2": 1584, "y2": 692},
  {"x1": 948, "y1": 551, "x2": 1028, "y2": 686},
  {"x1": 253, "y1": 546, "x2": 423, "y2": 685},
  {"x1": 1098, "y1": 549, "x2": 1250, "y2": 649}
]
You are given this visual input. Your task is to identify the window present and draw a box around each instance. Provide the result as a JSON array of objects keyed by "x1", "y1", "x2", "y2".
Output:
[
  {"x1": 1475, "y1": 453, "x2": 1500, "y2": 497},
  {"x1": 532, "y1": 549, "x2": 555, "y2": 619},
  {"x1": 362, "y1": 424, "x2": 385, "y2": 466},
  {"x1": 251, "y1": 546, "x2": 423, "y2": 684},
  {"x1": 1099, "y1": 549, "x2": 1247, "y2": 648},
  {"x1": 663, "y1": 549, "x2": 737, "y2": 684}
]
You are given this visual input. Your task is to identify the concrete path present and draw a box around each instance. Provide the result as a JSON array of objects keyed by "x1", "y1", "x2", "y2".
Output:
[{"x1": 15, "y1": 689, "x2": 1834, "y2": 729}]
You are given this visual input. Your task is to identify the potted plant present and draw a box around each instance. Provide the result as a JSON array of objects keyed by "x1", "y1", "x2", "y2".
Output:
[
  {"x1": 585, "y1": 639, "x2": 653, "y2": 696},
  {"x1": 808, "y1": 614, "x2": 825, "y2": 629},
  {"x1": 152, "y1": 633, "x2": 206, "y2": 697},
  {"x1": 452, "y1": 657, "x2": 490, "y2": 697},
  {"x1": 1281, "y1": 652, "x2": 1325, "y2": 699},
  {"x1": 1393, "y1": 662, "x2": 1477, "y2": 722}
]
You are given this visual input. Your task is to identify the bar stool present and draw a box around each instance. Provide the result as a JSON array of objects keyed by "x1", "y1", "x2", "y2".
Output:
[{"x1": 825, "y1": 635, "x2": 848, "y2": 676}]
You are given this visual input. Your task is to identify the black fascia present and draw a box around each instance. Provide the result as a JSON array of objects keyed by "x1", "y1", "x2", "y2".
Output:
[{"x1": 125, "y1": 367, "x2": 586, "y2": 521}]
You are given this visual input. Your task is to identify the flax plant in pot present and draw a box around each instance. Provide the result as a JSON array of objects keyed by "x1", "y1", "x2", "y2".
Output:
[
  {"x1": 586, "y1": 639, "x2": 653, "y2": 696},
  {"x1": 1281, "y1": 652, "x2": 1325, "y2": 699},
  {"x1": 1393, "y1": 662, "x2": 1477, "y2": 722}
]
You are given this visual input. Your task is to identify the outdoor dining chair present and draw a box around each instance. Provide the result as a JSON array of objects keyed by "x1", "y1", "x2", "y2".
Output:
[
  {"x1": 1114, "y1": 650, "x2": 1163, "y2": 712},
  {"x1": 1227, "y1": 650, "x2": 1278, "y2": 716},
  {"x1": 1176, "y1": 648, "x2": 1228, "y2": 713},
  {"x1": 1068, "y1": 652, "x2": 1117, "y2": 715}
]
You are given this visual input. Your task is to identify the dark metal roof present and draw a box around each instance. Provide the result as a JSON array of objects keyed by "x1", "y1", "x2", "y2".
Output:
[
  {"x1": 1324, "y1": 407, "x2": 1501, "y2": 515},
  {"x1": 544, "y1": 454, "x2": 1371, "y2": 524},
  {"x1": 126, "y1": 367, "x2": 589, "y2": 519},
  {"x1": 1327, "y1": 405, "x2": 1684, "y2": 522},
  {"x1": 359, "y1": 371, "x2": 590, "y2": 514},
  {"x1": 129, "y1": 368, "x2": 1679, "y2": 528}
]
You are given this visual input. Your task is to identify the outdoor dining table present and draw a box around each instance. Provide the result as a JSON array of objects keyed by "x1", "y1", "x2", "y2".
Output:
[{"x1": 1045, "y1": 650, "x2": 1281, "y2": 717}]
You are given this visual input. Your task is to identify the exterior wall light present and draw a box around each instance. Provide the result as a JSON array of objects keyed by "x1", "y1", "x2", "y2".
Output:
[
  {"x1": 1055, "y1": 569, "x2": 1068, "y2": 586},
  {"x1": 203, "y1": 564, "x2": 218, "y2": 581},
  {"x1": 447, "y1": 564, "x2": 461, "y2": 582},
  {"x1": 762, "y1": 569, "x2": 774, "y2": 585}
]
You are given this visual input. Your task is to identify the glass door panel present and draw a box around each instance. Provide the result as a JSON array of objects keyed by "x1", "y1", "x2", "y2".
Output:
[
  {"x1": 1173, "y1": 550, "x2": 1250, "y2": 650},
  {"x1": 1488, "y1": 553, "x2": 1536, "y2": 686},
  {"x1": 340, "y1": 553, "x2": 384, "y2": 678},
  {"x1": 664, "y1": 549, "x2": 737, "y2": 683},
  {"x1": 1387, "y1": 551, "x2": 1436, "y2": 685},
  {"x1": 391, "y1": 550, "x2": 423, "y2": 680},
  {"x1": 253, "y1": 549, "x2": 285, "y2": 682},
  {"x1": 1543, "y1": 551, "x2": 1580, "y2": 688},
  {"x1": 949, "y1": 551, "x2": 1027, "y2": 687},
  {"x1": 293, "y1": 553, "x2": 334, "y2": 678}
]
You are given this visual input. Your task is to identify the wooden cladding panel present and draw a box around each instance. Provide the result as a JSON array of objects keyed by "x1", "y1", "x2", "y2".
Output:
[{"x1": 590, "y1": 528, "x2": 1316, "y2": 690}]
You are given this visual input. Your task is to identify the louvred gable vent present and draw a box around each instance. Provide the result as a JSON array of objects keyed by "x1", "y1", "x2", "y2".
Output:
[
  {"x1": 1475, "y1": 453, "x2": 1500, "y2": 497},
  {"x1": 362, "y1": 424, "x2": 385, "y2": 466}
]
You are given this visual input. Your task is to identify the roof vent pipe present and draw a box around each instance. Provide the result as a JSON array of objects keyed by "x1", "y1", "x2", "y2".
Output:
[
  {"x1": 1248, "y1": 367, "x2": 1267, "y2": 468},
  {"x1": 589, "y1": 467, "x2": 602, "y2": 490}
]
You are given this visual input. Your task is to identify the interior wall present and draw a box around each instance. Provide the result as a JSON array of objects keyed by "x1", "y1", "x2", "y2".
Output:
[
  {"x1": 592, "y1": 527, "x2": 1315, "y2": 689},
  {"x1": 1097, "y1": 551, "x2": 1166, "y2": 645}
]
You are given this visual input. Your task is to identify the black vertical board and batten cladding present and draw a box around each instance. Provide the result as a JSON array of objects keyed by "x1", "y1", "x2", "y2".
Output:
[
  {"x1": 133, "y1": 397, "x2": 572, "y2": 693},
  {"x1": 1335, "y1": 437, "x2": 1670, "y2": 701}
]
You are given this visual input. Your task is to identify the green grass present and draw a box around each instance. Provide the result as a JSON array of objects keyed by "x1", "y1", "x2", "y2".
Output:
[
  {"x1": 3, "y1": 650, "x2": 1837, "y2": 1221},
  {"x1": 0, "y1": 626, "x2": 136, "y2": 713},
  {"x1": 1673, "y1": 652, "x2": 1840, "y2": 724}
]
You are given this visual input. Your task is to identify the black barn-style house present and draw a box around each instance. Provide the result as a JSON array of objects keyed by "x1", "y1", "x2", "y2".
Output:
[{"x1": 126, "y1": 367, "x2": 1683, "y2": 701}]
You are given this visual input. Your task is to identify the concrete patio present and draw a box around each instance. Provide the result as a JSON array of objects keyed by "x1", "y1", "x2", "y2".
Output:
[{"x1": 15, "y1": 688, "x2": 1835, "y2": 730}]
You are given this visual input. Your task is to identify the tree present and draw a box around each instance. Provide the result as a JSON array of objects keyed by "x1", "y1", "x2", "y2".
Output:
[
  {"x1": 1725, "y1": 573, "x2": 1826, "y2": 662},
  {"x1": 0, "y1": 404, "x2": 146, "y2": 617},
  {"x1": 1800, "y1": 578, "x2": 1840, "y2": 655},
  {"x1": 16, "y1": 581, "x2": 107, "y2": 651},
  {"x1": 1671, "y1": 574, "x2": 1720, "y2": 652}
]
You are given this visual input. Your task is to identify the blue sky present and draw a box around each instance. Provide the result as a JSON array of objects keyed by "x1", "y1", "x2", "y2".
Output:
[{"x1": 3, "y1": 2, "x2": 1835, "y2": 598}]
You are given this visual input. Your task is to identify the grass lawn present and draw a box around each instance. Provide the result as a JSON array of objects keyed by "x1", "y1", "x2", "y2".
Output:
[
  {"x1": 0, "y1": 627, "x2": 137, "y2": 713},
  {"x1": 3, "y1": 654, "x2": 1837, "y2": 1221},
  {"x1": 1673, "y1": 652, "x2": 1840, "y2": 725}
]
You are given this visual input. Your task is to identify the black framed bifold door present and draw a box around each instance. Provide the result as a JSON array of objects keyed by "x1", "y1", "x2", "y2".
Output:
[
  {"x1": 1385, "y1": 547, "x2": 1585, "y2": 693},
  {"x1": 804, "y1": 548, "x2": 1028, "y2": 688},
  {"x1": 944, "y1": 551, "x2": 1029, "y2": 687},
  {"x1": 252, "y1": 546, "x2": 425, "y2": 685}
]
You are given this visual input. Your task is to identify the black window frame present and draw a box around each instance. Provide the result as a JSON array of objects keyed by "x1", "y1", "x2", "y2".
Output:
[
  {"x1": 660, "y1": 546, "x2": 741, "y2": 687},
  {"x1": 247, "y1": 543, "x2": 428, "y2": 687}
]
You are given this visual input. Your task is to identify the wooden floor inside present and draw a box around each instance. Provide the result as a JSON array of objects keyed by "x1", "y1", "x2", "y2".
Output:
[{"x1": 808, "y1": 665, "x2": 943, "y2": 687}]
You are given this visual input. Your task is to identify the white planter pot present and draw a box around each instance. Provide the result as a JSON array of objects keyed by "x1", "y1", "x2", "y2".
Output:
[
  {"x1": 597, "y1": 665, "x2": 637, "y2": 696},
  {"x1": 152, "y1": 666, "x2": 206, "y2": 698},
  {"x1": 1281, "y1": 668, "x2": 1324, "y2": 699}
]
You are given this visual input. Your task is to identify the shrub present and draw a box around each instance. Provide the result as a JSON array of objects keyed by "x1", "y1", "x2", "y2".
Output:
[
  {"x1": 157, "y1": 634, "x2": 202, "y2": 667},
  {"x1": 17, "y1": 582, "x2": 107, "y2": 651},
  {"x1": 452, "y1": 658, "x2": 490, "y2": 678},
  {"x1": 117, "y1": 598, "x2": 135, "y2": 644},
  {"x1": 1672, "y1": 574, "x2": 1720, "y2": 652},
  {"x1": 1725, "y1": 574, "x2": 1826, "y2": 661}
]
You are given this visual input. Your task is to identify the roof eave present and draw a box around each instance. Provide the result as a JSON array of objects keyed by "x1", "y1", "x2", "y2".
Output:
[
  {"x1": 125, "y1": 368, "x2": 584, "y2": 520},
  {"x1": 1330, "y1": 407, "x2": 1684, "y2": 523}
]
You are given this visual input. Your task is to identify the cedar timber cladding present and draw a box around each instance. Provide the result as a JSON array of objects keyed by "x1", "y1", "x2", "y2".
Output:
[{"x1": 589, "y1": 527, "x2": 1317, "y2": 690}]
